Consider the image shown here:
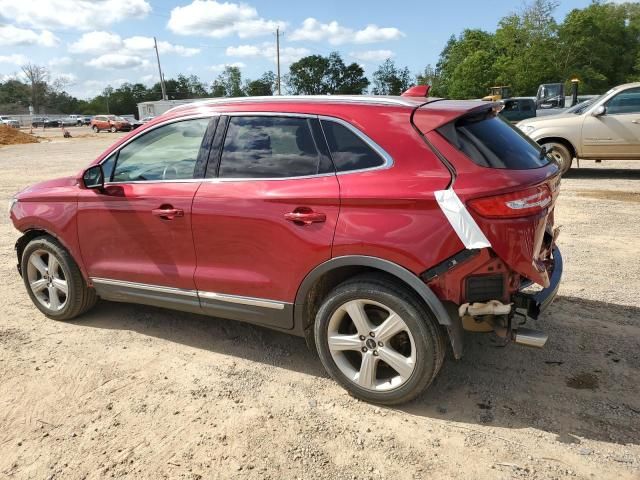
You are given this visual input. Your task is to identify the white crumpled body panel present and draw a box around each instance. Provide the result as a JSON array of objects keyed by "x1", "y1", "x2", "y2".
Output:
[{"x1": 435, "y1": 189, "x2": 491, "y2": 249}]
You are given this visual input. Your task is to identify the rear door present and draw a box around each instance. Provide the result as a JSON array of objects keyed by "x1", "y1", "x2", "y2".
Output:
[
  {"x1": 77, "y1": 117, "x2": 215, "y2": 307},
  {"x1": 191, "y1": 114, "x2": 340, "y2": 329},
  {"x1": 582, "y1": 87, "x2": 640, "y2": 159}
]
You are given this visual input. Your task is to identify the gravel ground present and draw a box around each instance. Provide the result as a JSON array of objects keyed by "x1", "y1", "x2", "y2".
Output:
[{"x1": 0, "y1": 132, "x2": 638, "y2": 479}]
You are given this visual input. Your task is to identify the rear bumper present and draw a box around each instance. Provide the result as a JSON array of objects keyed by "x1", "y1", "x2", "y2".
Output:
[{"x1": 513, "y1": 246, "x2": 563, "y2": 319}]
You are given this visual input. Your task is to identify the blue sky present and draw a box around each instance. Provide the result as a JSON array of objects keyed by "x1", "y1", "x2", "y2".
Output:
[{"x1": 0, "y1": 0, "x2": 605, "y2": 99}]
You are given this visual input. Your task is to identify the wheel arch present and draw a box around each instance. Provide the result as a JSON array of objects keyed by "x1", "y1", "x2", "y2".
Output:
[
  {"x1": 537, "y1": 136, "x2": 577, "y2": 160},
  {"x1": 294, "y1": 255, "x2": 460, "y2": 355},
  {"x1": 15, "y1": 229, "x2": 88, "y2": 281}
]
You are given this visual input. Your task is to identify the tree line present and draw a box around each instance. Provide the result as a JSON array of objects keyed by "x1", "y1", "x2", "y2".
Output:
[{"x1": 1, "y1": 0, "x2": 638, "y2": 116}]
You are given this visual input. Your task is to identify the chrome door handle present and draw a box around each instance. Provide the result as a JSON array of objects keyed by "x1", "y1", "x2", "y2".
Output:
[
  {"x1": 284, "y1": 209, "x2": 326, "y2": 225},
  {"x1": 152, "y1": 207, "x2": 184, "y2": 220}
]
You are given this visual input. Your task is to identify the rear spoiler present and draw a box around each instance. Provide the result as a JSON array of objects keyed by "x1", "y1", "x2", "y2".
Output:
[{"x1": 411, "y1": 100, "x2": 500, "y2": 134}]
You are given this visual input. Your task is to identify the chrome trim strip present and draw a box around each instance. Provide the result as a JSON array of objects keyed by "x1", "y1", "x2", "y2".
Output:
[
  {"x1": 90, "y1": 277, "x2": 288, "y2": 310},
  {"x1": 198, "y1": 291, "x2": 285, "y2": 310},
  {"x1": 91, "y1": 277, "x2": 199, "y2": 297},
  {"x1": 100, "y1": 112, "x2": 393, "y2": 185}
]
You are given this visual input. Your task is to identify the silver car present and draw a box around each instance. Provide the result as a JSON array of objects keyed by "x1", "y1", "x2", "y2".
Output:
[{"x1": 517, "y1": 82, "x2": 640, "y2": 174}]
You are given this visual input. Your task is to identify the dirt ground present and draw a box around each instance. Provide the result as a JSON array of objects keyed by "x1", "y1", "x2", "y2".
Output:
[{"x1": 0, "y1": 134, "x2": 638, "y2": 480}]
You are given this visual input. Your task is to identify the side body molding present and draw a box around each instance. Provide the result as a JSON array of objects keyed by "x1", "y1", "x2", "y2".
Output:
[{"x1": 294, "y1": 255, "x2": 452, "y2": 329}]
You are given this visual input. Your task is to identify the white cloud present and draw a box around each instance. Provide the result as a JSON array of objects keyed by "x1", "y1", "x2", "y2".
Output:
[
  {"x1": 290, "y1": 18, "x2": 404, "y2": 45},
  {"x1": 48, "y1": 56, "x2": 73, "y2": 67},
  {"x1": 87, "y1": 54, "x2": 149, "y2": 70},
  {"x1": 0, "y1": 0, "x2": 151, "y2": 30},
  {"x1": 226, "y1": 43, "x2": 309, "y2": 64},
  {"x1": 0, "y1": 54, "x2": 28, "y2": 65},
  {"x1": 123, "y1": 36, "x2": 200, "y2": 57},
  {"x1": 0, "y1": 25, "x2": 58, "y2": 47},
  {"x1": 350, "y1": 49, "x2": 395, "y2": 62},
  {"x1": 168, "y1": 0, "x2": 285, "y2": 38},
  {"x1": 209, "y1": 62, "x2": 246, "y2": 72},
  {"x1": 70, "y1": 32, "x2": 200, "y2": 59},
  {"x1": 69, "y1": 31, "x2": 123, "y2": 55}
]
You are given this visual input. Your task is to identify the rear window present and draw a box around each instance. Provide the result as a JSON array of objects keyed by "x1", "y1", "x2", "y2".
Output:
[{"x1": 437, "y1": 111, "x2": 550, "y2": 169}]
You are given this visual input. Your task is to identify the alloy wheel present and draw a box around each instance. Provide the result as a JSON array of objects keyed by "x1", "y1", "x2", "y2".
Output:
[
  {"x1": 327, "y1": 299, "x2": 416, "y2": 391},
  {"x1": 26, "y1": 249, "x2": 68, "y2": 312}
]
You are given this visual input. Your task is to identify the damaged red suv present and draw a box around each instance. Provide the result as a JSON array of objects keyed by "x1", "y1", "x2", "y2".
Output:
[{"x1": 10, "y1": 90, "x2": 562, "y2": 404}]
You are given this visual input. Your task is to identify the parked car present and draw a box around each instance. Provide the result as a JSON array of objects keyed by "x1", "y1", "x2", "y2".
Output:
[
  {"x1": 90, "y1": 115, "x2": 131, "y2": 133},
  {"x1": 10, "y1": 94, "x2": 562, "y2": 405},
  {"x1": 499, "y1": 97, "x2": 536, "y2": 122},
  {"x1": 0, "y1": 115, "x2": 20, "y2": 128},
  {"x1": 518, "y1": 82, "x2": 640, "y2": 174},
  {"x1": 122, "y1": 115, "x2": 144, "y2": 130},
  {"x1": 31, "y1": 117, "x2": 60, "y2": 128},
  {"x1": 82, "y1": 116, "x2": 92, "y2": 126},
  {"x1": 60, "y1": 115, "x2": 84, "y2": 127},
  {"x1": 141, "y1": 116, "x2": 155, "y2": 123}
]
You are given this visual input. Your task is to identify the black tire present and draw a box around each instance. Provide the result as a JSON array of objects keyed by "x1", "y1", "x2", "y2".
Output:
[
  {"x1": 542, "y1": 141, "x2": 572, "y2": 175},
  {"x1": 314, "y1": 273, "x2": 446, "y2": 405},
  {"x1": 21, "y1": 236, "x2": 97, "y2": 321},
  {"x1": 92, "y1": 125, "x2": 99, "y2": 133}
]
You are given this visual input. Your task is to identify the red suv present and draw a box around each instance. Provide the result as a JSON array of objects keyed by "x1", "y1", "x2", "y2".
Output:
[
  {"x1": 90, "y1": 115, "x2": 131, "y2": 133},
  {"x1": 10, "y1": 93, "x2": 562, "y2": 404}
]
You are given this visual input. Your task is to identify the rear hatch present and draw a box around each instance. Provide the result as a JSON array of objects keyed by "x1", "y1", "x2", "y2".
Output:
[{"x1": 413, "y1": 103, "x2": 561, "y2": 287}]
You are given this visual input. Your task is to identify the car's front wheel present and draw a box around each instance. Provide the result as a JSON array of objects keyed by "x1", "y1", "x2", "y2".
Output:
[
  {"x1": 542, "y1": 141, "x2": 572, "y2": 175},
  {"x1": 314, "y1": 274, "x2": 446, "y2": 405},
  {"x1": 92, "y1": 125, "x2": 99, "y2": 133},
  {"x1": 21, "y1": 236, "x2": 97, "y2": 321},
  {"x1": 110, "y1": 126, "x2": 117, "y2": 133}
]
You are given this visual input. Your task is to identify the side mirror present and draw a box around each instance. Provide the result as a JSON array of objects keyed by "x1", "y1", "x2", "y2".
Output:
[
  {"x1": 592, "y1": 105, "x2": 606, "y2": 117},
  {"x1": 82, "y1": 164, "x2": 105, "y2": 190}
]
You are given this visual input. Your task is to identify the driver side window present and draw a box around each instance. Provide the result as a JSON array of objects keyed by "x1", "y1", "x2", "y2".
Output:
[
  {"x1": 110, "y1": 118, "x2": 210, "y2": 182},
  {"x1": 606, "y1": 88, "x2": 640, "y2": 115}
]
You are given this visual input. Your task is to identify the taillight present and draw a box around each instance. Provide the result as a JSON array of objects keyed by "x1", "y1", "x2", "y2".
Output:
[{"x1": 468, "y1": 185, "x2": 552, "y2": 218}]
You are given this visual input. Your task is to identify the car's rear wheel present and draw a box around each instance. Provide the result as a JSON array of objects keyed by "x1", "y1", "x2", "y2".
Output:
[
  {"x1": 542, "y1": 141, "x2": 572, "y2": 175},
  {"x1": 314, "y1": 274, "x2": 446, "y2": 405},
  {"x1": 110, "y1": 126, "x2": 117, "y2": 133},
  {"x1": 92, "y1": 125, "x2": 99, "y2": 133},
  {"x1": 22, "y1": 236, "x2": 97, "y2": 321}
]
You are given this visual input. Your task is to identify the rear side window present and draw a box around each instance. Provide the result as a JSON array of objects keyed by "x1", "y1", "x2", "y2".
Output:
[
  {"x1": 320, "y1": 120, "x2": 385, "y2": 172},
  {"x1": 437, "y1": 112, "x2": 550, "y2": 169},
  {"x1": 218, "y1": 116, "x2": 333, "y2": 178}
]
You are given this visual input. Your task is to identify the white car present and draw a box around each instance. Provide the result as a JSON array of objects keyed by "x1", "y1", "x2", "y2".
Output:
[
  {"x1": 0, "y1": 116, "x2": 20, "y2": 128},
  {"x1": 517, "y1": 82, "x2": 640, "y2": 174}
]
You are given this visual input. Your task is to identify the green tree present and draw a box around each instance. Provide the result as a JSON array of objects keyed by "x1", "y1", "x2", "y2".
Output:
[
  {"x1": 416, "y1": 64, "x2": 442, "y2": 96},
  {"x1": 210, "y1": 66, "x2": 244, "y2": 98},
  {"x1": 287, "y1": 52, "x2": 369, "y2": 95},
  {"x1": 244, "y1": 71, "x2": 276, "y2": 96},
  {"x1": 371, "y1": 59, "x2": 413, "y2": 95}
]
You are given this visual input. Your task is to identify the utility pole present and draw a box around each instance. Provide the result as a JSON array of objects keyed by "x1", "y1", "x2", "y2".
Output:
[
  {"x1": 154, "y1": 36, "x2": 167, "y2": 101},
  {"x1": 275, "y1": 27, "x2": 281, "y2": 95}
]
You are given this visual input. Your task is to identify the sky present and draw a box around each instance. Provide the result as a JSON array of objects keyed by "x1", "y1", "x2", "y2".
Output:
[{"x1": 0, "y1": 0, "x2": 613, "y2": 99}]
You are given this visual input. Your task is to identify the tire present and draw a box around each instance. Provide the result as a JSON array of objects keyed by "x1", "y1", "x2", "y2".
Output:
[
  {"x1": 110, "y1": 126, "x2": 117, "y2": 133},
  {"x1": 21, "y1": 236, "x2": 97, "y2": 321},
  {"x1": 542, "y1": 141, "x2": 572, "y2": 175},
  {"x1": 92, "y1": 125, "x2": 99, "y2": 133},
  {"x1": 314, "y1": 273, "x2": 446, "y2": 405}
]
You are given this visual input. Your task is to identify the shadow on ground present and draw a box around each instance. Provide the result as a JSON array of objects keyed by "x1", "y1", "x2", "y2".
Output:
[
  {"x1": 75, "y1": 295, "x2": 640, "y2": 446},
  {"x1": 564, "y1": 166, "x2": 640, "y2": 180}
]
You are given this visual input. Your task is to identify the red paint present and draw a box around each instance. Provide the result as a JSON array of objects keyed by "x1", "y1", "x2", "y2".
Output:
[
  {"x1": 401, "y1": 85, "x2": 430, "y2": 97},
  {"x1": 11, "y1": 96, "x2": 560, "y2": 315}
]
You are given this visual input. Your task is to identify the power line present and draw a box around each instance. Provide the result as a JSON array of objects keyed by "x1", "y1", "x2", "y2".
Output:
[{"x1": 276, "y1": 27, "x2": 282, "y2": 96}]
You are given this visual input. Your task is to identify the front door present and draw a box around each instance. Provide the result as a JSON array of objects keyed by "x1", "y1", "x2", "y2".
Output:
[
  {"x1": 582, "y1": 87, "x2": 640, "y2": 159},
  {"x1": 77, "y1": 117, "x2": 214, "y2": 309},
  {"x1": 191, "y1": 114, "x2": 340, "y2": 328}
]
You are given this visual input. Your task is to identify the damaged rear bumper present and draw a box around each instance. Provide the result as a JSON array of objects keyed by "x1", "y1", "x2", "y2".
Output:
[{"x1": 513, "y1": 246, "x2": 563, "y2": 320}]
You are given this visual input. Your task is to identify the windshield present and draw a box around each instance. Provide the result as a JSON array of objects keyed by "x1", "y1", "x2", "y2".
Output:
[{"x1": 567, "y1": 99, "x2": 596, "y2": 114}]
